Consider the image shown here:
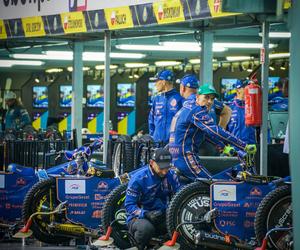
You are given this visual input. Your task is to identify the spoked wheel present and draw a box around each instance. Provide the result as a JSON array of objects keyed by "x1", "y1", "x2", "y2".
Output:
[
  {"x1": 255, "y1": 185, "x2": 292, "y2": 250},
  {"x1": 101, "y1": 183, "x2": 133, "y2": 249},
  {"x1": 22, "y1": 178, "x2": 69, "y2": 244},
  {"x1": 112, "y1": 135, "x2": 134, "y2": 176},
  {"x1": 166, "y1": 182, "x2": 211, "y2": 250}
]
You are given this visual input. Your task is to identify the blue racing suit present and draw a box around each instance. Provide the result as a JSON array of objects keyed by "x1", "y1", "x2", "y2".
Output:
[
  {"x1": 148, "y1": 88, "x2": 183, "y2": 143},
  {"x1": 227, "y1": 99, "x2": 256, "y2": 144},
  {"x1": 125, "y1": 165, "x2": 181, "y2": 224},
  {"x1": 5, "y1": 104, "x2": 31, "y2": 130},
  {"x1": 169, "y1": 97, "x2": 247, "y2": 180}
]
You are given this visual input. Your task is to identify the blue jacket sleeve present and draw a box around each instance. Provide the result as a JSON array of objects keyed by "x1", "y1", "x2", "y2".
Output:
[
  {"x1": 191, "y1": 109, "x2": 247, "y2": 150},
  {"x1": 125, "y1": 180, "x2": 147, "y2": 219},
  {"x1": 20, "y1": 108, "x2": 31, "y2": 127},
  {"x1": 148, "y1": 99, "x2": 155, "y2": 136}
]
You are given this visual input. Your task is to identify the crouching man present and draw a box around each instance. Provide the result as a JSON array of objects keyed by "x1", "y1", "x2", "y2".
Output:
[{"x1": 125, "y1": 148, "x2": 181, "y2": 250}]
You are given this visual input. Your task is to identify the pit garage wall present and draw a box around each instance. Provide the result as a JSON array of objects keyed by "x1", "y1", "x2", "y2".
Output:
[{"x1": 0, "y1": 67, "x2": 288, "y2": 133}]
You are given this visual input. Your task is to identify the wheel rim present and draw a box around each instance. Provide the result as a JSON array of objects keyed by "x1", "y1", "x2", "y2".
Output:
[
  {"x1": 266, "y1": 195, "x2": 292, "y2": 249},
  {"x1": 176, "y1": 193, "x2": 211, "y2": 243}
]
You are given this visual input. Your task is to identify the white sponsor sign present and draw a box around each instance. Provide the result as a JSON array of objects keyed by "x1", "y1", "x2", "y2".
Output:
[
  {"x1": 65, "y1": 179, "x2": 86, "y2": 194},
  {"x1": 213, "y1": 184, "x2": 236, "y2": 201},
  {"x1": 0, "y1": 0, "x2": 158, "y2": 20},
  {"x1": 0, "y1": 175, "x2": 5, "y2": 189}
]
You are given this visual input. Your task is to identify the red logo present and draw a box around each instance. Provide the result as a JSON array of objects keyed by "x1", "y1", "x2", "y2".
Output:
[
  {"x1": 92, "y1": 210, "x2": 102, "y2": 218},
  {"x1": 170, "y1": 99, "x2": 177, "y2": 107},
  {"x1": 16, "y1": 178, "x2": 26, "y2": 186},
  {"x1": 98, "y1": 181, "x2": 108, "y2": 190},
  {"x1": 111, "y1": 11, "x2": 116, "y2": 25},
  {"x1": 214, "y1": 0, "x2": 221, "y2": 12},
  {"x1": 158, "y1": 5, "x2": 164, "y2": 20},
  {"x1": 250, "y1": 187, "x2": 262, "y2": 196}
]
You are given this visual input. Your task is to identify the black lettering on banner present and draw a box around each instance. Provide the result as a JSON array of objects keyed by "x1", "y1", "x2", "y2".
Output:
[
  {"x1": 3, "y1": 0, "x2": 46, "y2": 11},
  {"x1": 116, "y1": 14, "x2": 126, "y2": 25},
  {"x1": 68, "y1": 19, "x2": 83, "y2": 29},
  {"x1": 163, "y1": 6, "x2": 180, "y2": 18}
]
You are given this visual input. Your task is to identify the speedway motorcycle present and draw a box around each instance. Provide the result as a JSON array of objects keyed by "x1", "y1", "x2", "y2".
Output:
[
  {"x1": 100, "y1": 148, "x2": 292, "y2": 250},
  {"x1": 19, "y1": 140, "x2": 131, "y2": 245}
]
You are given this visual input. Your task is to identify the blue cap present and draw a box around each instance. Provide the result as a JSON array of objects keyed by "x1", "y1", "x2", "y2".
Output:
[
  {"x1": 235, "y1": 80, "x2": 248, "y2": 89},
  {"x1": 150, "y1": 70, "x2": 175, "y2": 82},
  {"x1": 176, "y1": 74, "x2": 199, "y2": 89}
]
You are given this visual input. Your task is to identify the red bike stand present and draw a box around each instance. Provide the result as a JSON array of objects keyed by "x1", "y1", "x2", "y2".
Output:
[
  {"x1": 92, "y1": 226, "x2": 114, "y2": 247},
  {"x1": 158, "y1": 231, "x2": 180, "y2": 250},
  {"x1": 13, "y1": 218, "x2": 33, "y2": 238}
]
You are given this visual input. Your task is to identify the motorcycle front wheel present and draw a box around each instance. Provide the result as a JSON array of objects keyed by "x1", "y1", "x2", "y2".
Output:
[
  {"x1": 22, "y1": 178, "x2": 70, "y2": 244},
  {"x1": 255, "y1": 185, "x2": 292, "y2": 250}
]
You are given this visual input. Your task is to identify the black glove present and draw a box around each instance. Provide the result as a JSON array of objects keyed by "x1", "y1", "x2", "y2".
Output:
[{"x1": 144, "y1": 210, "x2": 164, "y2": 225}]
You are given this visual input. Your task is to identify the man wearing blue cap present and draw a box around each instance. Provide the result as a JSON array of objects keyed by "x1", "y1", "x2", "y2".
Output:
[
  {"x1": 125, "y1": 148, "x2": 181, "y2": 250},
  {"x1": 169, "y1": 83, "x2": 256, "y2": 180},
  {"x1": 227, "y1": 80, "x2": 256, "y2": 144},
  {"x1": 148, "y1": 70, "x2": 183, "y2": 144}
]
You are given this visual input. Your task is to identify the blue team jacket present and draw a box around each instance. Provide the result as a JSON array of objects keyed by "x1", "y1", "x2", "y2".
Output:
[
  {"x1": 148, "y1": 88, "x2": 183, "y2": 143},
  {"x1": 227, "y1": 99, "x2": 256, "y2": 144},
  {"x1": 169, "y1": 97, "x2": 246, "y2": 161},
  {"x1": 5, "y1": 105, "x2": 31, "y2": 130},
  {"x1": 125, "y1": 165, "x2": 181, "y2": 223}
]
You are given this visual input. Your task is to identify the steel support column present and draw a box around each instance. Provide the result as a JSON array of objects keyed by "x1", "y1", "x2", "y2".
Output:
[
  {"x1": 200, "y1": 31, "x2": 213, "y2": 85},
  {"x1": 259, "y1": 21, "x2": 269, "y2": 175},
  {"x1": 72, "y1": 42, "x2": 83, "y2": 146},
  {"x1": 103, "y1": 30, "x2": 111, "y2": 164},
  {"x1": 288, "y1": 1, "x2": 300, "y2": 247}
]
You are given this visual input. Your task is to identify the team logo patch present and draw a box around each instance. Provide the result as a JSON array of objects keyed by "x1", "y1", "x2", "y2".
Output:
[{"x1": 170, "y1": 99, "x2": 177, "y2": 107}]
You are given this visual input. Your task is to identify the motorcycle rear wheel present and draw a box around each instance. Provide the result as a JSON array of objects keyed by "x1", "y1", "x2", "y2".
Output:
[
  {"x1": 101, "y1": 183, "x2": 133, "y2": 249},
  {"x1": 166, "y1": 181, "x2": 211, "y2": 250},
  {"x1": 22, "y1": 178, "x2": 70, "y2": 244}
]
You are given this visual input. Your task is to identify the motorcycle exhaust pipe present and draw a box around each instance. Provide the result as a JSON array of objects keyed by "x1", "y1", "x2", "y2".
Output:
[{"x1": 195, "y1": 230, "x2": 253, "y2": 250}]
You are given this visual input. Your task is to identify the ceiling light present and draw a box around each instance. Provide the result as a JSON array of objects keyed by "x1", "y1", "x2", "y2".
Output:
[
  {"x1": 215, "y1": 42, "x2": 277, "y2": 49},
  {"x1": 259, "y1": 32, "x2": 291, "y2": 38},
  {"x1": 269, "y1": 63, "x2": 275, "y2": 71},
  {"x1": 45, "y1": 68, "x2": 63, "y2": 73},
  {"x1": 12, "y1": 51, "x2": 145, "y2": 61},
  {"x1": 95, "y1": 65, "x2": 118, "y2": 70},
  {"x1": 247, "y1": 63, "x2": 253, "y2": 72},
  {"x1": 269, "y1": 53, "x2": 290, "y2": 59},
  {"x1": 134, "y1": 74, "x2": 139, "y2": 78},
  {"x1": 226, "y1": 56, "x2": 253, "y2": 61},
  {"x1": 155, "y1": 61, "x2": 181, "y2": 67},
  {"x1": 67, "y1": 66, "x2": 90, "y2": 72},
  {"x1": 125, "y1": 63, "x2": 149, "y2": 68},
  {"x1": 0, "y1": 60, "x2": 44, "y2": 67},
  {"x1": 129, "y1": 75, "x2": 134, "y2": 79},
  {"x1": 117, "y1": 43, "x2": 226, "y2": 52},
  {"x1": 280, "y1": 62, "x2": 286, "y2": 70},
  {"x1": 35, "y1": 77, "x2": 40, "y2": 83}
]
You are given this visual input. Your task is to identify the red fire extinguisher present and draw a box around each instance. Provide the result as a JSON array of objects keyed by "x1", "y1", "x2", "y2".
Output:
[{"x1": 245, "y1": 81, "x2": 262, "y2": 126}]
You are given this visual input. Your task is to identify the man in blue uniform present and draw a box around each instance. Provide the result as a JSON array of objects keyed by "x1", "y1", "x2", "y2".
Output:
[
  {"x1": 148, "y1": 70, "x2": 183, "y2": 144},
  {"x1": 4, "y1": 91, "x2": 31, "y2": 130},
  {"x1": 227, "y1": 80, "x2": 256, "y2": 144},
  {"x1": 169, "y1": 83, "x2": 256, "y2": 180},
  {"x1": 125, "y1": 148, "x2": 181, "y2": 250}
]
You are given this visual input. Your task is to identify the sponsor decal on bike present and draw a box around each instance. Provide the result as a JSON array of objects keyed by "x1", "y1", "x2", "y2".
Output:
[
  {"x1": 275, "y1": 204, "x2": 292, "y2": 228},
  {"x1": 213, "y1": 185, "x2": 236, "y2": 201},
  {"x1": 249, "y1": 187, "x2": 262, "y2": 196},
  {"x1": 187, "y1": 196, "x2": 210, "y2": 209},
  {"x1": 92, "y1": 209, "x2": 102, "y2": 218},
  {"x1": 16, "y1": 177, "x2": 26, "y2": 186},
  {"x1": 0, "y1": 175, "x2": 5, "y2": 189},
  {"x1": 219, "y1": 219, "x2": 236, "y2": 227},
  {"x1": 97, "y1": 181, "x2": 108, "y2": 190},
  {"x1": 65, "y1": 179, "x2": 86, "y2": 194}
]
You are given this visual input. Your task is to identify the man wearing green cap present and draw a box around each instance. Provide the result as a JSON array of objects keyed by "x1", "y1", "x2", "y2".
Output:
[{"x1": 169, "y1": 83, "x2": 256, "y2": 180}]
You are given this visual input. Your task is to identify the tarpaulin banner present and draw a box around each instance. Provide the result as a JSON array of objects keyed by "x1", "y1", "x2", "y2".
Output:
[{"x1": 0, "y1": 0, "x2": 239, "y2": 40}]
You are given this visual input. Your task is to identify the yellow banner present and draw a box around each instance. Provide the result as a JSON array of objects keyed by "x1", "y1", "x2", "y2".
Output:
[
  {"x1": 22, "y1": 16, "x2": 45, "y2": 37},
  {"x1": 284, "y1": 0, "x2": 291, "y2": 9},
  {"x1": 0, "y1": 19, "x2": 7, "y2": 39},
  {"x1": 153, "y1": 0, "x2": 185, "y2": 24},
  {"x1": 208, "y1": 0, "x2": 238, "y2": 18},
  {"x1": 104, "y1": 6, "x2": 134, "y2": 30},
  {"x1": 60, "y1": 11, "x2": 87, "y2": 34}
]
